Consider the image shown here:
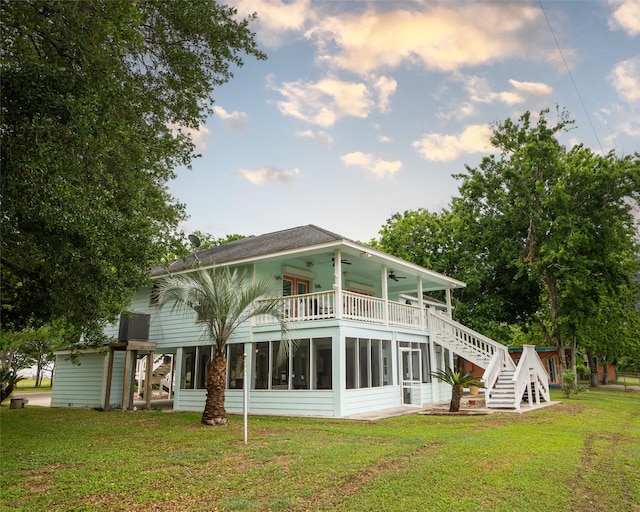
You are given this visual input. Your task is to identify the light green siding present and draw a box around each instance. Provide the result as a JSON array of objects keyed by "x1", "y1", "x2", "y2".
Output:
[{"x1": 51, "y1": 351, "x2": 126, "y2": 409}]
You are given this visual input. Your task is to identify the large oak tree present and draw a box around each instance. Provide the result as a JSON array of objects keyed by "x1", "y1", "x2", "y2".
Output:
[
  {"x1": 1, "y1": 1, "x2": 266, "y2": 340},
  {"x1": 375, "y1": 109, "x2": 640, "y2": 373}
]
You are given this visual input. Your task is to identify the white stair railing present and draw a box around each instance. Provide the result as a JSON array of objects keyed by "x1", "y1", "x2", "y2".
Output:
[
  {"x1": 512, "y1": 345, "x2": 551, "y2": 408},
  {"x1": 428, "y1": 311, "x2": 512, "y2": 369}
]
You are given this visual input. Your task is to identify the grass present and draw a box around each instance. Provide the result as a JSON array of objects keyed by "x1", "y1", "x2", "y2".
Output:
[
  {"x1": 14, "y1": 379, "x2": 52, "y2": 392},
  {"x1": 1, "y1": 388, "x2": 638, "y2": 512}
]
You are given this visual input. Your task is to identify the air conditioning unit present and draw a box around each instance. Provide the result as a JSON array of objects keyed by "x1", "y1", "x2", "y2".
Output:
[{"x1": 118, "y1": 313, "x2": 150, "y2": 341}]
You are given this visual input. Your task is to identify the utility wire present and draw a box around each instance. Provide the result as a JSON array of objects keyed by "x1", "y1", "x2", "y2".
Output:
[{"x1": 539, "y1": 0, "x2": 606, "y2": 154}]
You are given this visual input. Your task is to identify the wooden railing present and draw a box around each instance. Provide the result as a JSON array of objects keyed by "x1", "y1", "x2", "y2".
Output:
[
  {"x1": 427, "y1": 310, "x2": 511, "y2": 368},
  {"x1": 253, "y1": 290, "x2": 425, "y2": 329},
  {"x1": 512, "y1": 345, "x2": 550, "y2": 407}
]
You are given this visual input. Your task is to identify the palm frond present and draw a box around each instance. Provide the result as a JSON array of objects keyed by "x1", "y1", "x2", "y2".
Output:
[
  {"x1": 431, "y1": 368, "x2": 484, "y2": 388},
  {"x1": 156, "y1": 267, "x2": 292, "y2": 352}
]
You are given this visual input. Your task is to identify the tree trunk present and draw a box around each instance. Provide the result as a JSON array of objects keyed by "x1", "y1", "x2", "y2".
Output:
[
  {"x1": 586, "y1": 349, "x2": 599, "y2": 388},
  {"x1": 543, "y1": 272, "x2": 566, "y2": 373},
  {"x1": 449, "y1": 384, "x2": 463, "y2": 412},
  {"x1": 35, "y1": 357, "x2": 43, "y2": 388},
  {"x1": 202, "y1": 348, "x2": 228, "y2": 426},
  {"x1": 1, "y1": 384, "x2": 15, "y2": 403},
  {"x1": 601, "y1": 363, "x2": 609, "y2": 385},
  {"x1": 571, "y1": 335, "x2": 578, "y2": 385}
]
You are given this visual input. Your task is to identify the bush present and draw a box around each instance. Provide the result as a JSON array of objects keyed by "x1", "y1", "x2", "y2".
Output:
[{"x1": 561, "y1": 369, "x2": 584, "y2": 398}]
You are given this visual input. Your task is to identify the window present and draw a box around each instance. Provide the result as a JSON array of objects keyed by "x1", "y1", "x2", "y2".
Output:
[
  {"x1": 180, "y1": 346, "x2": 215, "y2": 390},
  {"x1": 314, "y1": 338, "x2": 332, "y2": 390},
  {"x1": 271, "y1": 341, "x2": 289, "y2": 389},
  {"x1": 149, "y1": 283, "x2": 160, "y2": 306},
  {"x1": 421, "y1": 344, "x2": 431, "y2": 383},
  {"x1": 254, "y1": 342, "x2": 269, "y2": 389},
  {"x1": 292, "y1": 339, "x2": 310, "y2": 389},
  {"x1": 382, "y1": 340, "x2": 391, "y2": 385},
  {"x1": 182, "y1": 347, "x2": 196, "y2": 389},
  {"x1": 400, "y1": 341, "x2": 430, "y2": 383},
  {"x1": 346, "y1": 337, "x2": 357, "y2": 389},
  {"x1": 346, "y1": 337, "x2": 391, "y2": 389},
  {"x1": 359, "y1": 339, "x2": 370, "y2": 388},
  {"x1": 196, "y1": 346, "x2": 212, "y2": 389},
  {"x1": 548, "y1": 358, "x2": 556, "y2": 382},
  {"x1": 283, "y1": 275, "x2": 310, "y2": 296},
  {"x1": 227, "y1": 344, "x2": 244, "y2": 389},
  {"x1": 252, "y1": 338, "x2": 332, "y2": 390},
  {"x1": 371, "y1": 339, "x2": 381, "y2": 387}
]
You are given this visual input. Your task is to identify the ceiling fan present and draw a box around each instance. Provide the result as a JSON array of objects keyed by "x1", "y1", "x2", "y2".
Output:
[
  {"x1": 332, "y1": 257, "x2": 351, "y2": 266},
  {"x1": 388, "y1": 271, "x2": 406, "y2": 282}
]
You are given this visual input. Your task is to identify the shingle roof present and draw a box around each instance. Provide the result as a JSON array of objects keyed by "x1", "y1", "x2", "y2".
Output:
[{"x1": 153, "y1": 225, "x2": 353, "y2": 276}]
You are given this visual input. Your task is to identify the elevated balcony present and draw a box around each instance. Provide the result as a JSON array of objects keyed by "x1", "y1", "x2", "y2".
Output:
[{"x1": 253, "y1": 290, "x2": 424, "y2": 330}]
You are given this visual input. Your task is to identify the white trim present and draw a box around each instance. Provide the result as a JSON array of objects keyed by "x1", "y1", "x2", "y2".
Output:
[
  {"x1": 282, "y1": 265, "x2": 316, "y2": 280},
  {"x1": 346, "y1": 281, "x2": 375, "y2": 295},
  {"x1": 152, "y1": 239, "x2": 466, "y2": 290}
]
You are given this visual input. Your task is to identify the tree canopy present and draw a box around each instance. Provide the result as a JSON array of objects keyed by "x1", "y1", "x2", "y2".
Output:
[
  {"x1": 375, "y1": 109, "x2": 640, "y2": 370},
  {"x1": 1, "y1": 1, "x2": 266, "y2": 340}
]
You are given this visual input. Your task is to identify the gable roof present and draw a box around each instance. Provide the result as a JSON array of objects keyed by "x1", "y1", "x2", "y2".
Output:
[
  {"x1": 152, "y1": 224, "x2": 466, "y2": 290},
  {"x1": 153, "y1": 225, "x2": 350, "y2": 276}
]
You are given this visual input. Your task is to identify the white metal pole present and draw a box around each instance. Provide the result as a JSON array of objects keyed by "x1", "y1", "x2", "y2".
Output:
[{"x1": 243, "y1": 352, "x2": 248, "y2": 444}]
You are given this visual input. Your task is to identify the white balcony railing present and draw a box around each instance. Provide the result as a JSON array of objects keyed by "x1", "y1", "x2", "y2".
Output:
[{"x1": 253, "y1": 290, "x2": 425, "y2": 329}]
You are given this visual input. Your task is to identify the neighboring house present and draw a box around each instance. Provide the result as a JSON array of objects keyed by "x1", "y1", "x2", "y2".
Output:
[
  {"x1": 52, "y1": 225, "x2": 550, "y2": 415},
  {"x1": 459, "y1": 346, "x2": 616, "y2": 387}
]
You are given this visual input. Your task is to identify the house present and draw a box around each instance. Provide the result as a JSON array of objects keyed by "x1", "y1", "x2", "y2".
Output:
[{"x1": 51, "y1": 225, "x2": 550, "y2": 415}]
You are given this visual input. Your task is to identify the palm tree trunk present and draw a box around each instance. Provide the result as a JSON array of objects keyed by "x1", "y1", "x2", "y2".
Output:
[
  {"x1": 450, "y1": 384, "x2": 463, "y2": 412},
  {"x1": 202, "y1": 349, "x2": 228, "y2": 425}
]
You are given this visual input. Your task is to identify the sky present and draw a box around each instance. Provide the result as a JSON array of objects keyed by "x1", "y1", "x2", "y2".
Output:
[{"x1": 169, "y1": 0, "x2": 640, "y2": 243}]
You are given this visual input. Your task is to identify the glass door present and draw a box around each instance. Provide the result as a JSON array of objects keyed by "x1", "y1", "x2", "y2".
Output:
[
  {"x1": 283, "y1": 275, "x2": 310, "y2": 319},
  {"x1": 400, "y1": 347, "x2": 422, "y2": 406}
]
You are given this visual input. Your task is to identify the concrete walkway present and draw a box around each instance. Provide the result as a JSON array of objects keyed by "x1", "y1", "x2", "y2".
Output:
[{"x1": 10, "y1": 391, "x2": 51, "y2": 407}]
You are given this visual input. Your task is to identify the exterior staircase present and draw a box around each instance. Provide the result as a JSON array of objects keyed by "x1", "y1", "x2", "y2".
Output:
[
  {"x1": 427, "y1": 311, "x2": 550, "y2": 410},
  {"x1": 136, "y1": 354, "x2": 174, "y2": 398},
  {"x1": 488, "y1": 369, "x2": 517, "y2": 408}
]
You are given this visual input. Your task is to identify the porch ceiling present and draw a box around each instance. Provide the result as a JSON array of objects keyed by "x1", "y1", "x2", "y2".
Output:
[{"x1": 265, "y1": 243, "x2": 463, "y2": 293}]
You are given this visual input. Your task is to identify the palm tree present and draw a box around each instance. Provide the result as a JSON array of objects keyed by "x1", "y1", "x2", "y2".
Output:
[
  {"x1": 157, "y1": 267, "x2": 289, "y2": 425},
  {"x1": 431, "y1": 368, "x2": 483, "y2": 412}
]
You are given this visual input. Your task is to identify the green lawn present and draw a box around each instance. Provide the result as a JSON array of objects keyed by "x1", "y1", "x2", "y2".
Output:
[
  {"x1": 1, "y1": 388, "x2": 638, "y2": 512},
  {"x1": 14, "y1": 379, "x2": 52, "y2": 392}
]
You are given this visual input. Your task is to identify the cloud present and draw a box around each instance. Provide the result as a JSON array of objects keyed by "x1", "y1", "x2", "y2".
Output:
[
  {"x1": 436, "y1": 102, "x2": 477, "y2": 121},
  {"x1": 295, "y1": 129, "x2": 334, "y2": 147},
  {"x1": 168, "y1": 123, "x2": 210, "y2": 151},
  {"x1": 373, "y1": 76, "x2": 397, "y2": 113},
  {"x1": 608, "y1": 0, "x2": 640, "y2": 36},
  {"x1": 212, "y1": 105, "x2": 248, "y2": 130},
  {"x1": 609, "y1": 56, "x2": 640, "y2": 102},
  {"x1": 271, "y1": 75, "x2": 396, "y2": 127},
  {"x1": 412, "y1": 124, "x2": 493, "y2": 162},
  {"x1": 232, "y1": 0, "x2": 311, "y2": 47},
  {"x1": 465, "y1": 77, "x2": 553, "y2": 105},
  {"x1": 305, "y1": 3, "x2": 547, "y2": 75},
  {"x1": 378, "y1": 134, "x2": 391, "y2": 143},
  {"x1": 341, "y1": 151, "x2": 402, "y2": 179},
  {"x1": 237, "y1": 167, "x2": 300, "y2": 185}
]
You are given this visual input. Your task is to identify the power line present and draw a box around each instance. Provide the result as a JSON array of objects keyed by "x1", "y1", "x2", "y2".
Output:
[{"x1": 539, "y1": 0, "x2": 606, "y2": 154}]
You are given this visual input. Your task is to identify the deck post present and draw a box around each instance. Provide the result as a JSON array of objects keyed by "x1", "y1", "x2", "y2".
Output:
[
  {"x1": 145, "y1": 351, "x2": 153, "y2": 408},
  {"x1": 334, "y1": 249, "x2": 342, "y2": 319},
  {"x1": 417, "y1": 277, "x2": 425, "y2": 330},
  {"x1": 104, "y1": 347, "x2": 115, "y2": 411},
  {"x1": 381, "y1": 265, "x2": 389, "y2": 325},
  {"x1": 128, "y1": 350, "x2": 137, "y2": 410},
  {"x1": 122, "y1": 349, "x2": 132, "y2": 411}
]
